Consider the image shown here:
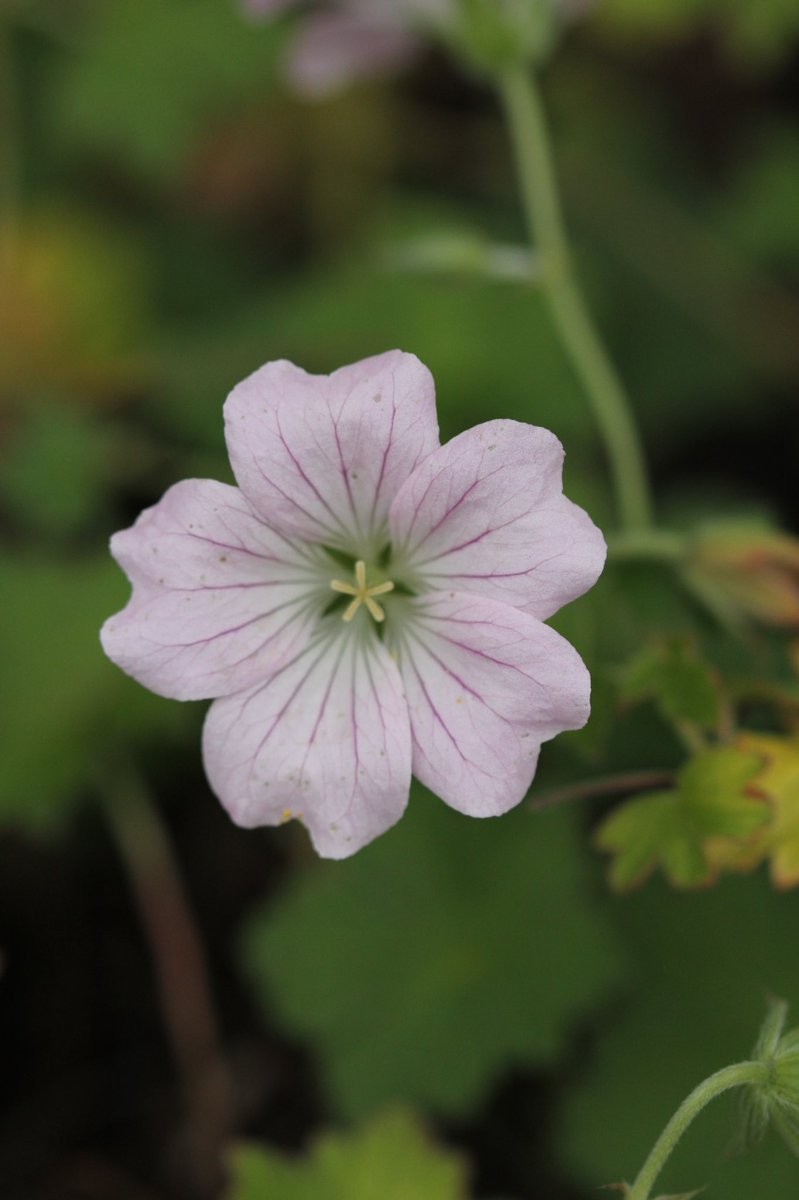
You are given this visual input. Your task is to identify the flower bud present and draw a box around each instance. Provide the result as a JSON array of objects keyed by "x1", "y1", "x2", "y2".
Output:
[
  {"x1": 685, "y1": 523, "x2": 799, "y2": 630},
  {"x1": 739, "y1": 999, "x2": 799, "y2": 1157},
  {"x1": 450, "y1": 0, "x2": 562, "y2": 73}
]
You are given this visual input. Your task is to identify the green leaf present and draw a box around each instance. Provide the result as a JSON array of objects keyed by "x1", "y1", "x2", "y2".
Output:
[
  {"x1": 241, "y1": 798, "x2": 623, "y2": 1118},
  {"x1": 53, "y1": 0, "x2": 283, "y2": 181},
  {"x1": 621, "y1": 640, "x2": 721, "y2": 730},
  {"x1": 596, "y1": 748, "x2": 768, "y2": 890},
  {"x1": 0, "y1": 554, "x2": 190, "y2": 831},
  {"x1": 226, "y1": 1110, "x2": 468, "y2": 1200},
  {"x1": 718, "y1": 734, "x2": 799, "y2": 889},
  {"x1": 2, "y1": 405, "x2": 111, "y2": 536}
]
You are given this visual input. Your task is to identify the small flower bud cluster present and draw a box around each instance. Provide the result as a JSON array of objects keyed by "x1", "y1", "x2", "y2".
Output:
[
  {"x1": 740, "y1": 998, "x2": 799, "y2": 1156},
  {"x1": 686, "y1": 524, "x2": 799, "y2": 630}
]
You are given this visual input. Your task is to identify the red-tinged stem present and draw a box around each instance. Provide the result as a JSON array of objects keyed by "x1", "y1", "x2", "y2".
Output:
[{"x1": 99, "y1": 763, "x2": 233, "y2": 1196}]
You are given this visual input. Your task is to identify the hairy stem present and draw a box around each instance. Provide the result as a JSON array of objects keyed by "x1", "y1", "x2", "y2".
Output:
[
  {"x1": 628, "y1": 1060, "x2": 769, "y2": 1200},
  {"x1": 498, "y1": 66, "x2": 653, "y2": 532}
]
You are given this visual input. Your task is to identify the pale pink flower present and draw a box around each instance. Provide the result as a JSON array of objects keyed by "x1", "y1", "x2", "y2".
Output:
[
  {"x1": 102, "y1": 351, "x2": 605, "y2": 858},
  {"x1": 242, "y1": 0, "x2": 593, "y2": 95},
  {"x1": 243, "y1": 0, "x2": 452, "y2": 96}
]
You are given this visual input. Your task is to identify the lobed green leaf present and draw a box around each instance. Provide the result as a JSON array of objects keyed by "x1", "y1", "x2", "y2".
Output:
[
  {"x1": 226, "y1": 1110, "x2": 468, "y2": 1200},
  {"x1": 596, "y1": 748, "x2": 768, "y2": 890},
  {"x1": 241, "y1": 798, "x2": 624, "y2": 1117}
]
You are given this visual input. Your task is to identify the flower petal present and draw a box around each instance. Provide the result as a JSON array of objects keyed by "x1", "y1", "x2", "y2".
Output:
[
  {"x1": 390, "y1": 590, "x2": 590, "y2": 816},
  {"x1": 101, "y1": 480, "x2": 325, "y2": 701},
  {"x1": 224, "y1": 352, "x2": 438, "y2": 551},
  {"x1": 287, "y1": 12, "x2": 419, "y2": 97},
  {"x1": 203, "y1": 626, "x2": 412, "y2": 858},
  {"x1": 388, "y1": 419, "x2": 606, "y2": 620}
]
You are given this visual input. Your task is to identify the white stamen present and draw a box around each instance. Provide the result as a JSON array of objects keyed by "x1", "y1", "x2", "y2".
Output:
[{"x1": 330, "y1": 559, "x2": 395, "y2": 623}]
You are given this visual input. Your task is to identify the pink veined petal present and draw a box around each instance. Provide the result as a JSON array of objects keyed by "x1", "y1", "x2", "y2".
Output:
[
  {"x1": 203, "y1": 624, "x2": 412, "y2": 858},
  {"x1": 101, "y1": 480, "x2": 325, "y2": 701},
  {"x1": 224, "y1": 351, "x2": 439, "y2": 549},
  {"x1": 388, "y1": 419, "x2": 606, "y2": 620},
  {"x1": 391, "y1": 590, "x2": 591, "y2": 817},
  {"x1": 287, "y1": 11, "x2": 420, "y2": 96}
]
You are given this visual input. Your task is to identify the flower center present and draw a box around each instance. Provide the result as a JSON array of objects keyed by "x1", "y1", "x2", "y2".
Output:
[{"x1": 329, "y1": 559, "x2": 395, "y2": 624}]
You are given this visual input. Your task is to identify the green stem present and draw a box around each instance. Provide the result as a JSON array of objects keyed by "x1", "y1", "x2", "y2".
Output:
[
  {"x1": 628, "y1": 1060, "x2": 769, "y2": 1200},
  {"x1": 498, "y1": 66, "x2": 653, "y2": 532},
  {"x1": 607, "y1": 529, "x2": 687, "y2": 564}
]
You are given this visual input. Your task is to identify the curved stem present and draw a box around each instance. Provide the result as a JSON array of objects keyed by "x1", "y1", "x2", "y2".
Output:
[
  {"x1": 628, "y1": 1060, "x2": 769, "y2": 1200},
  {"x1": 498, "y1": 66, "x2": 653, "y2": 533}
]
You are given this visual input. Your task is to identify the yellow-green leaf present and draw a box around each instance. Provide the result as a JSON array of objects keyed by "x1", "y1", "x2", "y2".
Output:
[
  {"x1": 226, "y1": 1111, "x2": 469, "y2": 1200},
  {"x1": 597, "y1": 748, "x2": 768, "y2": 890},
  {"x1": 725, "y1": 733, "x2": 799, "y2": 889}
]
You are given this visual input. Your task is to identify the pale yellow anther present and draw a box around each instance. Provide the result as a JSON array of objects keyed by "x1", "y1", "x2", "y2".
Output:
[{"x1": 330, "y1": 559, "x2": 395, "y2": 623}]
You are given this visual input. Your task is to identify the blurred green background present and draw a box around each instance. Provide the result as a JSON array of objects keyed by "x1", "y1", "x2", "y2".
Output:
[{"x1": 1, "y1": 1, "x2": 799, "y2": 1197}]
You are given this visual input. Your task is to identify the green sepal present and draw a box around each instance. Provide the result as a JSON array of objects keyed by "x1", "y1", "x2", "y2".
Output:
[
  {"x1": 752, "y1": 997, "x2": 789, "y2": 1061},
  {"x1": 737, "y1": 1000, "x2": 799, "y2": 1158},
  {"x1": 770, "y1": 1100, "x2": 799, "y2": 1158},
  {"x1": 736, "y1": 1085, "x2": 771, "y2": 1152}
]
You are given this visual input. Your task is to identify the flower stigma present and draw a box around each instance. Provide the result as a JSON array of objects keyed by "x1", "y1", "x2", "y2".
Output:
[{"x1": 330, "y1": 559, "x2": 395, "y2": 623}]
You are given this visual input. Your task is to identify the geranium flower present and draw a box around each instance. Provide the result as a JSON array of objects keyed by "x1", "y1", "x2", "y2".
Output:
[
  {"x1": 242, "y1": 0, "x2": 592, "y2": 97},
  {"x1": 242, "y1": 0, "x2": 450, "y2": 95},
  {"x1": 102, "y1": 351, "x2": 605, "y2": 857}
]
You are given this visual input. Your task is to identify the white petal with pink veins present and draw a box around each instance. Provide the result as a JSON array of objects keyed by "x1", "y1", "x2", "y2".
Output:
[
  {"x1": 202, "y1": 625, "x2": 412, "y2": 858},
  {"x1": 224, "y1": 351, "x2": 439, "y2": 551},
  {"x1": 101, "y1": 480, "x2": 325, "y2": 701},
  {"x1": 389, "y1": 420, "x2": 606, "y2": 620},
  {"x1": 391, "y1": 591, "x2": 590, "y2": 817}
]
